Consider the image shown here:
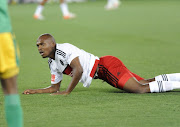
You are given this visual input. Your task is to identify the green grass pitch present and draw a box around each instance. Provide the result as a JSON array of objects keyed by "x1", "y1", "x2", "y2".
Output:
[{"x1": 0, "y1": 0, "x2": 180, "y2": 127}]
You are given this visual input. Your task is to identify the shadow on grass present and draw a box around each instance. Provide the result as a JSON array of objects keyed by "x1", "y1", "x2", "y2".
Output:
[{"x1": 86, "y1": 86, "x2": 180, "y2": 94}]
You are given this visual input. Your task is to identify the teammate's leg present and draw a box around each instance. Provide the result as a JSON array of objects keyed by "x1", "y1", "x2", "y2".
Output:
[
  {"x1": 59, "y1": 0, "x2": 76, "y2": 19},
  {"x1": 33, "y1": 0, "x2": 48, "y2": 20},
  {"x1": 105, "y1": 0, "x2": 120, "y2": 10}
]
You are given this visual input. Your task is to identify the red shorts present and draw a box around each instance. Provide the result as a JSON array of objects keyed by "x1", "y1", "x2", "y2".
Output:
[{"x1": 97, "y1": 56, "x2": 144, "y2": 89}]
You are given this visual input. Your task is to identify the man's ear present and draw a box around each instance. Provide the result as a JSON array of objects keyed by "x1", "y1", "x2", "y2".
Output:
[
  {"x1": 53, "y1": 42, "x2": 56, "y2": 47},
  {"x1": 51, "y1": 41, "x2": 55, "y2": 46}
]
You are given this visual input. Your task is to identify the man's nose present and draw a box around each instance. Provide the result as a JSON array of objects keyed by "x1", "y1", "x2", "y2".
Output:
[{"x1": 38, "y1": 45, "x2": 42, "y2": 50}]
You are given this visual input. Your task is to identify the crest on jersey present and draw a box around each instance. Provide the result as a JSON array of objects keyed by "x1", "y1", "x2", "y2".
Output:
[{"x1": 51, "y1": 74, "x2": 55, "y2": 82}]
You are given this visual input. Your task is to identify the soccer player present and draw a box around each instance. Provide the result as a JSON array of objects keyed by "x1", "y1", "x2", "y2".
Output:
[
  {"x1": 23, "y1": 33, "x2": 180, "y2": 95},
  {"x1": 105, "y1": 0, "x2": 121, "y2": 10},
  {"x1": 0, "y1": 1, "x2": 23, "y2": 127},
  {"x1": 33, "y1": 0, "x2": 76, "y2": 20}
]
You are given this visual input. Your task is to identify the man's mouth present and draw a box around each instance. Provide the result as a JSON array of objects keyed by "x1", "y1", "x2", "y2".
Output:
[{"x1": 39, "y1": 51, "x2": 44, "y2": 56}]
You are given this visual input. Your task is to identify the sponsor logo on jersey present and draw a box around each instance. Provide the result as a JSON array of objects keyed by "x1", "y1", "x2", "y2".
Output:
[{"x1": 51, "y1": 74, "x2": 55, "y2": 82}]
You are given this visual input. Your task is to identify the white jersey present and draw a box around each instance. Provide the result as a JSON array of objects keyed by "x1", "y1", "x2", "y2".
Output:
[{"x1": 48, "y1": 43, "x2": 99, "y2": 87}]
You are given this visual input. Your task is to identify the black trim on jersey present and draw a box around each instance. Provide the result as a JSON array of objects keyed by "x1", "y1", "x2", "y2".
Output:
[
  {"x1": 98, "y1": 65, "x2": 119, "y2": 87},
  {"x1": 60, "y1": 60, "x2": 64, "y2": 66},
  {"x1": 56, "y1": 49, "x2": 66, "y2": 58},
  {"x1": 157, "y1": 81, "x2": 164, "y2": 92},
  {"x1": 48, "y1": 59, "x2": 52, "y2": 69},
  {"x1": 161, "y1": 74, "x2": 168, "y2": 81}
]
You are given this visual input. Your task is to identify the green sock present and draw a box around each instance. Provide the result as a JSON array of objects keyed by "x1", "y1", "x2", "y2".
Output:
[{"x1": 5, "y1": 94, "x2": 23, "y2": 127}]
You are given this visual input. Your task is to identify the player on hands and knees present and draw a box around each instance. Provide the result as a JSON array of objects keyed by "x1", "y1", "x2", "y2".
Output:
[
  {"x1": 24, "y1": 34, "x2": 83, "y2": 95},
  {"x1": 23, "y1": 34, "x2": 180, "y2": 95}
]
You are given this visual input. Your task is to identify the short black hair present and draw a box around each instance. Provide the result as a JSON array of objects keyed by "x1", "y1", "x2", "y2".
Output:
[{"x1": 37, "y1": 33, "x2": 56, "y2": 43}]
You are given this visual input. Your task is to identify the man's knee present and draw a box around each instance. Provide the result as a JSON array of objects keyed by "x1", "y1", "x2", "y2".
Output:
[
  {"x1": 133, "y1": 85, "x2": 150, "y2": 94},
  {"x1": 123, "y1": 81, "x2": 149, "y2": 93}
]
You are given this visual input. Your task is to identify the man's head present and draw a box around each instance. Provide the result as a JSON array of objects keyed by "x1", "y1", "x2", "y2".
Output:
[{"x1": 36, "y1": 33, "x2": 56, "y2": 59}]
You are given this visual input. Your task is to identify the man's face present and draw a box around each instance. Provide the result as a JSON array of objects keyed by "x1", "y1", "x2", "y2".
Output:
[{"x1": 36, "y1": 39, "x2": 55, "y2": 58}]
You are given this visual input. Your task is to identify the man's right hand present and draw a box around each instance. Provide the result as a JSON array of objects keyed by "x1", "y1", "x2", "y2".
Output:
[
  {"x1": 23, "y1": 89, "x2": 36, "y2": 94},
  {"x1": 22, "y1": 82, "x2": 61, "y2": 95}
]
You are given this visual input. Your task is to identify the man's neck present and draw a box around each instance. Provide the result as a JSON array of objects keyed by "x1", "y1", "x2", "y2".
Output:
[{"x1": 49, "y1": 45, "x2": 56, "y2": 60}]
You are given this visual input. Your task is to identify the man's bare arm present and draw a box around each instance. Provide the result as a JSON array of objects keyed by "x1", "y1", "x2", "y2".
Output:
[
  {"x1": 23, "y1": 81, "x2": 61, "y2": 94},
  {"x1": 52, "y1": 57, "x2": 83, "y2": 95}
]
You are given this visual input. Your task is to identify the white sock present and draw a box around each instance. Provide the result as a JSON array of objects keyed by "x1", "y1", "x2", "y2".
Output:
[
  {"x1": 155, "y1": 73, "x2": 180, "y2": 81},
  {"x1": 149, "y1": 81, "x2": 180, "y2": 93},
  {"x1": 112, "y1": 0, "x2": 118, "y2": 3},
  {"x1": 108, "y1": 0, "x2": 112, "y2": 3},
  {"x1": 107, "y1": 0, "x2": 112, "y2": 5},
  {"x1": 34, "y1": 5, "x2": 44, "y2": 16},
  {"x1": 112, "y1": 0, "x2": 120, "y2": 4},
  {"x1": 60, "y1": 3, "x2": 69, "y2": 16}
]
